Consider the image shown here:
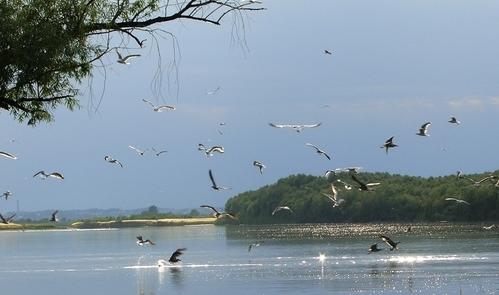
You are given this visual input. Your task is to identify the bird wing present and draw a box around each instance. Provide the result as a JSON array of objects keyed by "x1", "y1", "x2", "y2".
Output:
[
  {"x1": 386, "y1": 136, "x2": 394, "y2": 144},
  {"x1": 379, "y1": 235, "x2": 394, "y2": 246},
  {"x1": 0, "y1": 214, "x2": 7, "y2": 224},
  {"x1": 156, "y1": 105, "x2": 176, "y2": 111},
  {"x1": 169, "y1": 248, "x2": 186, "y2": 261},
  {"x1": 305, "y1": 143, "x2": 320, "y2": 151},
  {"x1": 321, "y1": 192, "x2": 336, "y2": 203},
  {"x1": 331, "y1": 184, "x2": 338, "y2": 197},
  {"x1": 351, "y1": 174, "x2": 366, "y2": 187},
  {"x1": 156, "y1": 150, "x2": 168, "y2": 156},
  {"x1": 52, "y1": 210, "x2": 58, "y2": 218},
  {"x1": 50, "y1": 172, "x2": 64, "y2": 179},
  {"x1": 142, "y1": 99, "x2": 156, "y2": 108},
  {"x1": 208, "y1": 169, "x2": 217, "y2": 187},
  {"x1": 269, "y1": 123, "x2": 285, "y2": 128},
  {"x1": 303, "y1": 123, "x2": 322, "y2": 128},
  {"x1": 222, "y1": 213, "x2": 237, "y2": 219},
  {"x1": 122, "y1": 54, "x2": 141, "y2": 61},
  {"x1": 33, "y1": 171, "x2": 45, "y2": 178},
  {"x1": 200, "y1": 205, "x2": 219, "y2": 214},
  {"x1": 421, "y1": 122, "x2": 431, "y2": 131},
  {"x1": 116, "y1": 51, "x2": 123, "y2": 60},
  {"x1": 128, "y1": 145, "x2": 143, "y2": 154},
  {"x1": 366, "y1": 182, "x2": 381, "y2": 187},
  {"x1": 323, "y1": 152, "x2": 331, "y2": 160},
  {"x1": 0, "y1": 151, "x2": 17, "y2": 159}
]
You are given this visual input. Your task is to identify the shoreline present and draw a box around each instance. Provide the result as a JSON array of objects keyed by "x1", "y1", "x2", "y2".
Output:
[{"x1": 70, "y1": 217, "x2": 218, "y2": 229}]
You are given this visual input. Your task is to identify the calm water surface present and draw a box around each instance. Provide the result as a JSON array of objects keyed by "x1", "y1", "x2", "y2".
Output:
[{"x1": 0, "y1": 223, "x2": 498, "y2": 294}]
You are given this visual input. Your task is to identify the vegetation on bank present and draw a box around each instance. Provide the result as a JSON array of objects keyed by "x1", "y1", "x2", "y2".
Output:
[{"x1": 225, "y1": 171, "x2": 499, "y2": 224}]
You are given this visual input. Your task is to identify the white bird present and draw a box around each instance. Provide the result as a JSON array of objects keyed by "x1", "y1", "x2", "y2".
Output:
[
  {"x1": 2, "y1": 191, "x2": 12, "y2": 200},
  {"x1": 483, "y1": 224, "x2": 496, "y2": 230},
  {"x1": 206, "y1": 86, "x2": 221, "y2": 95},
  {"x1": 200, "y1": 205, "x2": 237, "y2": 219},
  {"x1": 33, "y1": 171, "x2": 64, "y2": 180},
  {"x1": 272, "y1": 206, "x2": 294, "y2": 216},
  {"x1": 129, "y1": 145, "x2": 145, "y2": 156},
  {"x1": 104, "y1": 156, "x2": 123, "y2": 167},
  {"x1": 205, "y1": 146, "x2": 224, "y2": 157},
  {"x1": 253, "y1": 161, "x2": 266, "y2": 174},
  {"x1": 269, "y1": 122, "x2": 322, "y2": 133},
  {"x1": 116, "y1": 51, "x2": 141, "y2": 64},
  {"x1": 449, "y1": 116, "x2": 461, "y2": 125},
  {"x1": 321, "y1": 184, "x2": 344, "y2": 207},
  {"x1": 305, "y1": 143, "x2": 331, "y2": 160},
  {"x1": 142, "y1": 99, "x2": 176, "y2": 112},
  {"x1": 462, "y1": 175, "x2": 497, "y2": 187},
  {"x1": 324, "y1": 170, "x2": 335, "y2": 178},
  {"x1": 416, "y1": 122, "x2": 431, "y2": 137},
  {"x1": 0, "y1": 151, "x2": 17, "y2": 160},
  {"x1": 208, "y1": 169, "x2": 231, "y2": 191},
  {"x1": 335, "y1": 167, "x2": 363, "y2": 174},
  {"x1": 445, "y1": 197, "x2": 470, "y2": 205},
  {"x1": 336, "y1": 179, "x2": 352, "y2": 190}
]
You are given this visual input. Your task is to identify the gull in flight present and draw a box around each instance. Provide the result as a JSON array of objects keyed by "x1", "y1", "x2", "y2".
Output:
[
  {"x1": 0, "y1": 212, "x2": 15, "y2": 224},
  {"x1": 380, "y1": 136, "x2": 398, "y2": 154},
  {"x1": 205, "y1": 146, "x2": 224, "y2": 157},
  {"x1": 324, "y1": 49, "x2": 332, "y2": 55},
  {"x1": 321, "y1": 184, "x2": 344, "y2": 207},
  {"x1": 142, "y1": 99, "x2": 176, "y2": 112},
  {"x1": 269, "y1": 122, "x2": 322, "y2": 133},
  {"x1": 208, "y1": 169, "x2": 231, "y2": 191},
  {"x1": 445, "y1": 197, "x2": 470, "y2": 205},
  {"x1": 206, "y1": 86, "x2": 221, "y2": 95},
  {"x1": 379, "y1": 235, "x2": 400, "y2": 251},
  {"x1": 0, "y1": 151, "x2": 17, "y2": 160},
  {"x1": 336, "y1": 179, "x2": 352, "y2": 190},
  {"x1": 253, "y1": 161, "x2": 266, "y2": 174},
  {"x1": 324, "y1": 170, "x2": 335, "y2": 178},
  {"x1": 416, "y1": 122, "x2": 431, "y2": 137},
  {"x1": 272, "y1": 206, "x2": 294, "y2": 216},
  {"x1": 248, "y1": 242, "x2": 263, "y2": 252},
  {"x1": 136, "y1": 235, "x2": 155, "y2": 246},
  {"x1": 351, "y1": 174, "x2": 380, "y2": 191},
  {"x1": 462, "y1": 175, "x2": 497, "y2": 187},
  {"x1": 151, "y1": 148, "x2": 168, "y2": 156},
  {"x1": 449, "y1": 116, "x2": 461, "y2": 125},
  {"x1": 2, "y1": 191, "x2": 12, "y2": 200},
  {"x1": 104, "y1": 156, "x2": 123, "y2": 167},
  {"x1": 129, "y1": 145, "x2": 145, "y2": 156},
  {"x1": 200, "y1": 205, "x2": 237, "y2": 219},
  {"x1": 50, "y1": 210, "x2": 59, "y2": 222},
  {"x1": 335, "y1": 167, "x2": 363, "y2": 174},
  {"x1": 33, "y1": 171, "x2": 64, "y2": 180},
  {"x1": 483, "y1": 225, "x2": 496, "y2": 230},
  {"x1": 368, "y1": 243, "x2": 382, "y2": 253},
  {"x1": 305, "y1": 143, "x2": 331, "y2": 160},
  {"x1": 116, "y1": 51, "x2": 141, "y2": 64}
]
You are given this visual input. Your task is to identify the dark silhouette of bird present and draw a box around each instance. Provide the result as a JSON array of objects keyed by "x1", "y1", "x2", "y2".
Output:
[
  {"x1": 200, "y1": 205, "x2": 237, "y2": 219},
  {"x1": 169, "y1": 248, "x2": 186, "y2": 263},
  {"x1": 380, "y1": 136, "x2": 398, "y2": 154},
  {"x1": 253, "y1": 161, "x2": 266, "y2": 174},
  {"x1": 33, "y1": 171, "x2": 64, "y2": 180},
  {"x1": 248, "y1": 242, "x2": 263, "y2": 252},
  {"x1": 2, "y1": 191, "x2": 12, "y2": 200},
  {"x1": 208, "y1": 169, "x2": 231, "y2": 190},
  {"x1": 104, "y1": 156, "x2": 123, "y2": 167},
  {"x1": 50, "y1": 210, "x2": 59, "y2": 222},
  {"x1": 136, "y1": 236, "x2": 155, "y2": 245},
  {"x1": 368, "y1": 243, "x2": 382, "y2": 253},
  {"x1": 416, "y1": 122, "x2": 431, "y2": 137},
  {"x1": 305, "y1": 143, "x2": 331, "y2": 160},
  {"x1": 379, "y1": 234, "x2": 400, "y2": 250},
  {"x1": 449, "y1": 116, "x2": 460, "y2": 125},
  {"x1": 324, "y1": 49, "x2": 332, "y2": 55},
  {"x1": 0, "y1": 213, "x2": 15, "y2": 224},
  {"x1": 351, "y1": 174, "x2": 380, "y2": 191}
]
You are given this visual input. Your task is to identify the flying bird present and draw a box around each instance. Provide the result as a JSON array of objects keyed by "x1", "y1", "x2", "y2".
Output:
[
  {"x1": 462, "y1": 175, "x2": 497, "y2": 187},
  {"x1": 324, "y1": 170, "x2": 335, "y2": 178},
  {"x1": 336, "y1": 179, "x2": 352, "y2": 190},
  {"x1": 272, "y1": 206, "x2": 294, "y2": 216},
  {"x1": 33, "y1": 171, "x2": 64, "y2": 180},
  {"x1": 380, "y1": 136, "x2": 398, "y2": 154},
  {"x1": 324, "y1": 49, "x2": 332, "y2": 55},
  {"x1": 269, "y1": 122, "x2": 322, "y2": 133},
  {"x1": 351, "y1": 174, "x2": 380, "y2": 191},
  {"x1": 368, "y1": 243, "x2": 382, "y2": 253},
  {"x1": 116, "y1": 51, "x2": 141, "y2": 64},
  {"x1": 200, "y1": 205, "x2": 237, "y2": 219},
  {"x1": 379, "y1": 235, "x2": 400, "y2": 251},
  {"x1": 129, "y1": 145, "x2": 145, "y2": 156},
  {"x1": 253, "y1": 161, "x2": 266, "y2": 174},
  {"x1": 205, "y1": 146, "x2": 224, "y2": 157},
  {"x1": 142, "y1": 99, "x2": 176, "y2": 112},
  {"x1": 208, "y1": 169, "x2": 231, "y2": 191},
  {"x1": 50, "y1": 210, "x2": 59, "y2": 222},
  {"x1": 206, "y1": 86, "x2": 221, "y2": 95},
  {"x1": 151, "y1": 148, "x2": 168, "y2": 156},
  {"x1": 483, "y1": 225, "x2": 496, "y2": 230},
  {"x1": 335, "y1": 167, "x2": 363, "y2": 174},
  {"x1": 0, "y1": 151, "x2": 17, "y2": 160},
  {"x1": 305, "y1": 143, "x2": 331, "y2": 160},
  {"x1": 445, "y1": 197, "x2": 470, "y2": 205},
  {"x1": 2, "y1": 191, "x2": 12, "y2": 200},
  {"x1": 449, "y1": 116, "x2": 461, "y2": 125},
  {"x1": 416, "y1": 122, "x2": 431, "y2": 137},
  {"x1": 0, "y1": 212, "x2": 15, "y2": 224},
  {"x1": 136, "y1": 236, "x2": 156, "y2": 246},
  {"x1": 321, "y1": 184, "x2": 344, "y2": 207},
  {"x1": 168, "y1": 248, "x2": 186, "y2": 263},
  {"x1": 248, "y1": 242, "x2": 263, "y2": 252},
  {"x1": 104, "y1": 156, "x2": 123, "y2": 167}
]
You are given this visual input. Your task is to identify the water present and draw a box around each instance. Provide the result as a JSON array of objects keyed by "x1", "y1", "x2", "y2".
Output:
[{"x1": 0, "y1": 224, "x2": 498, "y2": 294}]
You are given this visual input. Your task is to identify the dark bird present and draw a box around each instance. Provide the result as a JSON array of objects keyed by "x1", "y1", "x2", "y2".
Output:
[
  {"x1": 324, "y1": 49, "x2": 332, "y2": 55},
  {"x1": 416, "y1": 122, "x2": 431, "y2": 137},
  {"x1": 449, "y1": 116, "x2": 461, "y2": 125},
  {"x1": 33, "y1": 171, "x2": 64, "y2": 180},
  {"x1": 104, "y1": 156, "x2": 123, "y2": 167},
  {"x1": 380, "y1": 136, "x2": 398, "y2": 154},
  {"x1": 253, "y1": 160, "x2": 266, "y2": 174},
  {"x1": 168, "y1": 248, "x2": 186, "y2": 263},
  {"x1": 0, "y1": 212, "x2": 15, "y2": 224},
  {"x1": 197, "y1": 143, "x2": 206, "y2": 151},
  {"x1": 208, "y1": 169, "x2": 231, "y2": 190},
  {"x1": 379, "y1": 235, "x2": 400, "y2": 251},
  {"x1": 200, "y1": 205, "x2": 237, "y2": 219},
  {"x1": 368, "y1": 243, "x2": 382, "y2": 253},
  {"x1": 305, "y1": 143, "x2": 331, "y2": 160},
  {"x1": 0, "y1": 151, "x2": 17, "y2": 160},
  {"x1": 2, "y1": 191, "x2": 12, "y2": 200},
  {"x1": 351, "y1": 174, "x2": 380, "y2": 191},
  {"x1": 136, "y1": 235, "x2": 155, "y2": 246},
  {"x1": 50, "y1": 210, "x2": 59, "y2": 222}
]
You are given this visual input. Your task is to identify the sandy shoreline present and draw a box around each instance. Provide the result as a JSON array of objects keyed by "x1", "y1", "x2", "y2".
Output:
[{"x1": 70, "y1": 217, "x2": 218, "y2": 228}]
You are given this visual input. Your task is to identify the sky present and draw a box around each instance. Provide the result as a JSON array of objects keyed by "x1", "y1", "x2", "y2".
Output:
[{"x1": 2, "y1": 0, "x2": 499, "y2": 211}]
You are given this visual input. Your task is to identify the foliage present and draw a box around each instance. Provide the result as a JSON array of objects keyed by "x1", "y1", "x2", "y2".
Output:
[{"x1": 225, "y1": 171, "x2": 499, "y2": 224}]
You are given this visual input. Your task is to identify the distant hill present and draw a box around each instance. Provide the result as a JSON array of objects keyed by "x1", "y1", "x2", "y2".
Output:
[{"x1": 225, "y1": 171, "x2": 499, "y2": 224}]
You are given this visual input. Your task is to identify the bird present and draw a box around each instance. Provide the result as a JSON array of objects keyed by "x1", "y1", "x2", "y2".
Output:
[
  {"x1": 416, "y1": 122, "x2": 431, "y2": 137},
  {"x1": 380, "y1": 136, "x2": 398, "y2": 154},
  {"x1": 116, "y1": 51, "x2": 141, "y2": 64},
  {"x1": 104, "y1": 156, "x2": 123, "y2": 167},
  {"x1": 269, "y1": 122, "x2": 322, "y2": 133},
  {"x1": 449, "y1": 116, "x2": 461, "y2": 125},
  {"x1": 33, "y1": 171, "x2": 64, "y2": 180},
  {"x1": 368, "y1": 243, "x2": 382, "y2": 253},
  {"x1": 324, "y1": 49, "x2": 332, "y2": 55},
  {"x1": 456, "y1": 170, "x2": 463, "y2": 180},
  {"x1": 335, "y1": 167, "x2": 363, "y2": 174},
  {"x1": 197, "y1": 143, "x2": 206, "y2": 151},
  {"x1": 305, "y1": 143, "x2": 331, "y2": 160},
  {"x1": 200, "y1": 205, "x2": 237, "y2": 219},
  {"x1": 0, "y1": 151, "x2": 17, "y2": 159},
  {"x1": 462, "y1": 175, "x2": 497, "y2": 187},
  {"x1": 0, "y1": 212, "x2": 15, "y2": 224},
  {"x1": 248, "y1": 242, "x2": 263, "y2": 252},
  {"x1": 324, "y1": 170, "x2": 335, "y2": 178},
  {"x1": 151, "y1": 148, "x2": 168, "y2": 156},
  {"x1": 351, "y1": 174, "x2": 380, "y2": 191},
  {"x1": 321, "y1": 184, "x2": 344, "y2": 207},
  {"x1": 445, "y1": 197, "x2": 470, "y2": 205},
  {"x1": 272, "y1": 206, "x2": 294, "y2": 216},
  {"x1": 483, "y1": 225, "x2": 496, "y2": 230},
  {"x1": 168, "y1": 248, "x2": 186, "y2": 263},
  {"x1": 379, "y1": 235, "x2": 400, "y2": 251},
  {"x1": 336, "y1": 179, "x2": 352, "y2": 190},
  {"x1": 205, "y1": 146, "x2": 224, "y2": 157},
  {"x1": 50, "y1": 210, "x2": 59, "y2": 222},
  {"x1": 208, "y1": 169, "x2": 231, "y2": 191},
  {"x1": 253, "y1": 160, "x2": 266, "y2": 174},
  {"x1": 142, "y1": 99, "x2": 176, "y2": 112},
  {"x1": 2, "y1": 191, "x2": 12, "y2": 200},
  {"x1": 136, "y1": 235, "x2": 155, "y2": 246},
  {"x1": 129, "y1": 145, "x2": 145, "y2": 156},
  {"x1": 206, "y1": 86, "x2": 221, "y2": 95}
]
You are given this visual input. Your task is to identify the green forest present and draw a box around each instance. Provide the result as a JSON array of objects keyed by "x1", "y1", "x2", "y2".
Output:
[{"x1": 225, "y1": 171, "x2": 499, "y2": 224}]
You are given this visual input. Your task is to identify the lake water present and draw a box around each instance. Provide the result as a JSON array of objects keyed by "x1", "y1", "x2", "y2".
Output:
[{"x1": 0, "y1": 223, "x2": 498, "y2": 294}]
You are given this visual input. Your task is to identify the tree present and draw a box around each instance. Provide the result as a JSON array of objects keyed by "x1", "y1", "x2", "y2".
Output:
[{"x1": 0, "y1": 0, "x2": 264, "y2": 125}]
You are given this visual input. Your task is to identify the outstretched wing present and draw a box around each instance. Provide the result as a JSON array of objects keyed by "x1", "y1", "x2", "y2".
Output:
[
  {"x1": 269, "y1": 123, "x2": 285, "y2": 128},
  {"x1": 385, "y1": 136, "x2": 394, "y2": 144},
  {"x1": 303, "y1": 123, "x2": 322, "y2": 128},
  {"x1": 351, "y1": 174, "x2": 366, "y2": 187},
  {"x1": 33, "y1": 170, "x2": 45, "y2": 178},
  {"x1": 200, "y1": 205, "x2": 219, "y2": 215},
  {"x1": 305, "y1": 143, "x2": 320, "y2": 152},
  {"x1": 208, "y1": 169, "x2": 217, "y2": 187},
  {"x1": 169, "y1": 248, "x2": 186, "y2": 261},
  {"x1": 142, "y1": 99, "x2": 156, "y2": 108},
  {"x1": 0, "y1": 151, "x2": 17, "y2": 159},
  {"x1": 122, "y1": 54, "x2": 141, "y2": 61},
  {"x1": 50, "y1": 172, "x2": 64, "y2": 180},
  {"x1": 0, "y1": 213, "x2": 7, "y2": 224}
]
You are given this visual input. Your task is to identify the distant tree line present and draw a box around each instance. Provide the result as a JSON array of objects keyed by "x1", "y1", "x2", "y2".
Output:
[{"x1": 225, "y1": 171, "x2": 499, "y2": 224}]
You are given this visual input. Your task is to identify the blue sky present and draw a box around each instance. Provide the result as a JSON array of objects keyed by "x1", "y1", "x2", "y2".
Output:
[{"x1": 1, "y1": 0, "x2": 499, "y2": 211}]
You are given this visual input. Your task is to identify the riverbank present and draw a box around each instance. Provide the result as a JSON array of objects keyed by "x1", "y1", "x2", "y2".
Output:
[{"x1": 70, "y1": 217, "x2": 218, "y2": 228}]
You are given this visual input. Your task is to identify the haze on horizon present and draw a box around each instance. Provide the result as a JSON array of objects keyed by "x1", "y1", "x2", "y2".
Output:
[{"x1": 1, "y1": 0, "x2": 499, "y2": 212}]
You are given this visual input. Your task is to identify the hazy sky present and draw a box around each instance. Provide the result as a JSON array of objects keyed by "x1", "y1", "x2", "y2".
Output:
[{"x1": 2, "y1": 0, "x2": 499, "y2": 211}]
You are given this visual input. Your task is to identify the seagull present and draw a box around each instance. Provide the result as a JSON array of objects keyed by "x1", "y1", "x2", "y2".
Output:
[
  {"x1": 206, "y1": 86, "x2": 221, "y2": 95},
  {"x1": 445, "y1": 197, "x2": 470, "y2": 205},
  {"x1": 116, "y1": 51, "x2": 141, "y2": 64},
  {"x1": 336, "y1": 179, "x2": 352, "y2": 190},
  {"x1": 208, "y1": 169, "x2": 231, "y2": 191},
  {"x1": 33, "y1": 171, "x2": 64, "y2": 180},
  {"x1": 462, "y1": 175, "x2": 497, "y2": 187},
  {"x1": 197, "y1": 143, "x2": 206, "y2": 151},
  {"x1": 142, "y1": 99, "x2": 176, "y2": 112},
  {"x1": 269, "y1": 122, "x2": 322, "y2": 133},
  {"x1": 129, "y1": 145, "x2": 145, "y2": 156},
  {"x1": 151, "y1": 148, "x2": 168, "y2": 156},
  {"x1": 379, "y1": 235, "x2": 400, "y2": 251},
  {"x1": 0, "y1": 151, "x2": 17, "y2": 160},
  {"x1": 449, "y1": 116, "x2": 461, "y2": 125},
  {"x1": 2, "y1": 191, "x2": 12, "y2": 200},
  {"x1": 335, "y1": 167, "x2": 363, "y2": 174},
  {"x1": 321, "y1": 184, "x2": 344, "y2": 207},
  {"x1": 416, "y1": 122, "x2": 431, "y2": 137},
  {"x1": 305, "y1": 143, "x2": 331, "y2": 160},
  {"x1": 50, "y1": 210, "x2": 59, "y2": 222},
  {"x1": 136, "y1": 235, "x2": 156, "y2": 246},
  {"x1": 456, "y1": 170, "x2": 463, "y2": 180},
  {"x1": 248, "y1": 242, "x2": 263, "y2": 252},
  {"x1": 200, "y1": 205, "x2": 237, "y2": 219},
  {"x1": 351, "y1": 174, "x2": 380, "y2": 191},
  {"x1": 483, "y1": 225, "x2": 496, "y2": 230},
  {"x1": 324, "y1": 170, "x2": 335, "y2": 178},
  {"x1": 324, "y1": 49, "x2": 332, "y2": 55},
  {"x1": 205, "y1": 146, "x2": 224, "y2": 157},
  {"x1": 104, "y1": 156, "x2": 123, "y2": 167},
  {"x1": 168, "y1": 248, "x2": 186, "y2": 263},
  {"x1": 380, "y1": 136, "x2": 398, "y2": 154},
  {"x1": 253, "y1": 161, "x2": 266, "y2": 174},
  {"x1": 368, "y1": 243, "x2": 382, "y2": 253},
  {"x1": 272, "y1": 206, "x2": 294, "y2": 216},
  {"x1": 0, "y1": 212, "x2": 15, "y2": 224}
]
